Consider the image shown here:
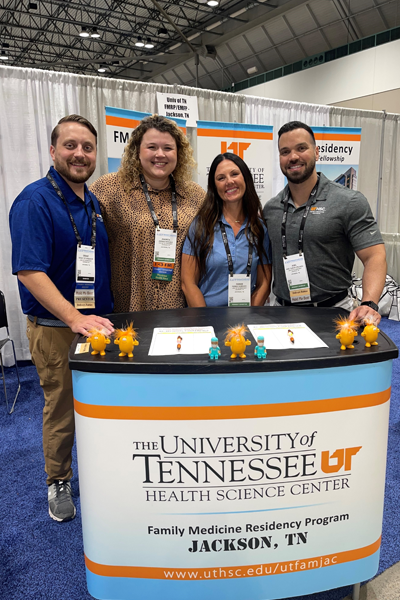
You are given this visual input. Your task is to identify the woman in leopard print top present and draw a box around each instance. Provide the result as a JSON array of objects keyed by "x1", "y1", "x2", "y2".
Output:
[{"x1": 91, "y1": 115, "x2": 205, "y2": 313}]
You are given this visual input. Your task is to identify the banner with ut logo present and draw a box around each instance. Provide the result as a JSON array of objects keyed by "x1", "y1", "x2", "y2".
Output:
[{"x1": 197, "y1": 121, "x2": 273, "y2": 207}]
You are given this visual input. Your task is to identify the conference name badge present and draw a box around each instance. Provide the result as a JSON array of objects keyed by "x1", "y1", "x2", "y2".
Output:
[
  {"x1": 152, "y1": 229, "x2": 177, "y2": 282},
  {"x1": 283, "y1": 253, "x2": 311, "y2": 303},
  {"x1": 228, "y1": 274, "x2": 251, "y2": 307},
  {"x1": 75, "y1": 244, "x2": 95, "y2": 309}
]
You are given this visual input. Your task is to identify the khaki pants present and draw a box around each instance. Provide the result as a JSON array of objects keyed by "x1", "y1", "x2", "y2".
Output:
[{"x1": 26, "y1": 318, "x2": 77, "y2": 485}]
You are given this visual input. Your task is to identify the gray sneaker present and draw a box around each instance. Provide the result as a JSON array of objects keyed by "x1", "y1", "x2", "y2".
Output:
[{"x1": 48, "y1": 480, "x2": 76, "y2": 522}]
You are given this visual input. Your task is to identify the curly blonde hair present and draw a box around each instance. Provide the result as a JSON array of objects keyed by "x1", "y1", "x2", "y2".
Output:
[{"x1": 119, "y1": 114, "x2": 196, "y2": 193}]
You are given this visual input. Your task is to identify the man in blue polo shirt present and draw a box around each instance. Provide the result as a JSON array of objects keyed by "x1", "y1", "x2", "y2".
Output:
[{"x1": 9, "y1": 115, "x2": 114, "y2": 522}]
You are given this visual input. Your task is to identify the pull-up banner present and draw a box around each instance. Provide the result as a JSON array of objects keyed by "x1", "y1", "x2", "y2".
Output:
[
  {"x1": 312, "y1": 127, "x2": 361, "y2": 190},
  {"x1": 105, "y1": 106, "x2": 187, "y2": 173},
  {"x1": 197, "y1": 121, "x2": 273, "y2": 207}
]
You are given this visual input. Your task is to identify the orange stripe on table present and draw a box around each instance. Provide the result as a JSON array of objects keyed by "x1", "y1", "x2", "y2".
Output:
[
  {"x1": 197, "y1": 129, "x2": 273, "y2": 140},
  {"x1": 314, "y1": 133, "x2": 361, "y2": 141},
  {"x1": 85, "y1": 537, "x2": 380, "y2": 580},
  {"x1": 74, "y1": 388, "x2": 390, "y2": 420}
]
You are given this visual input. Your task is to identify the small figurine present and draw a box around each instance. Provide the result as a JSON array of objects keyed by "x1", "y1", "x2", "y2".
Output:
[
  {"x1": 287, "y1": 329, "x2": 295, "y2": 344},
  {"x1": 177, "y1": 335, "x2": 183, "y2": 351},
  {"x1": 209, "y1": 337, "x2": 221, "y2": 360},
  {"x1": 335, "y1": 316, "x2": 358, "y2": 350},
  {"x1": 361, "y1": 317, "x2": 380, "y2": 348},
  {"x1": 254, "y1": 336, "x2": 267, "y2": 360},
  {"x1": 225, "y1": 323, "x2": 251, "y2": 359},
  {"x1": 87, "y1": 329, "x2": 111, "y2": 356},
  {"x1": 114, "y1": 322, "x2": 139, "y2": 358}
]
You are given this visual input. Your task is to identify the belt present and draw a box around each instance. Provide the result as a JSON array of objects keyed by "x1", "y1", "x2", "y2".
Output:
[
  {"x1": 28, "y1": 315, "x2": 68, "y2": 328},
  {"x1": 276, "y1": 290, "x2": 348, "y2": 308}
]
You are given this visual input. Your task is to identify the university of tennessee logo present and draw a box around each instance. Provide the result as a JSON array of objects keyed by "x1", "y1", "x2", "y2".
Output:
[
  {"x1": 321, "y1": 447, "x2": 362, "y2": 473},
  {"x1": 221, "y1": 141, "x2": 251, "y2": 159}
]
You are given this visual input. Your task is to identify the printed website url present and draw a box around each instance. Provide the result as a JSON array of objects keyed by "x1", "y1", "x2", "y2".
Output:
[{"x1": 163, "y1": 556, "x2": 338, "y2": 580}]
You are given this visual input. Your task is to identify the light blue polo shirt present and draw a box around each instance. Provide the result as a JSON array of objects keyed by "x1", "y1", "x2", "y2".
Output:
[{"x1": 182, "y1": 215, "x2": 271, "y2": 307}]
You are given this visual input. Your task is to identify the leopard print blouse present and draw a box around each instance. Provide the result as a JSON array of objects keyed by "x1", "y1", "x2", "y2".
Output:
[{"x1": 90, "y1": 172, "x2": 205, "y2": 313}]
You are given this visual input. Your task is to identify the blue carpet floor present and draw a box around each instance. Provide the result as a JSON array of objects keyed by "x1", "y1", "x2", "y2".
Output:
[{"x1": 1, "y1": 318, "x2": 399, "y2": 600}]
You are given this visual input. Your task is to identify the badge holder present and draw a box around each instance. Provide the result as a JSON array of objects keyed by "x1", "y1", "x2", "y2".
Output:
[
  {"x1": 152, "y1": 228, "x2": 177, "y2": 282},
  {"x1": 75, "y1": 244, "x2": 95, "y2": 309}
]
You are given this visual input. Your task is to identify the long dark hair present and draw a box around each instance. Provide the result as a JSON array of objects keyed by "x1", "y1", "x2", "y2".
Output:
[{"x1": 189, "y1": 153, "x2": 269, "y2": 281}]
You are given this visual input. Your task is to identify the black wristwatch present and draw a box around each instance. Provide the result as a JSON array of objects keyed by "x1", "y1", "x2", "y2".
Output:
[{"x1": 360, "y1": 300, "x2": 379, "y2": 312}]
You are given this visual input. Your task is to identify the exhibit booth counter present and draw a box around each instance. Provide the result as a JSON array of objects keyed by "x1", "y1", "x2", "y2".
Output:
[{"x1": 69, "y1": 307, "x2": 398, "y2": 600}]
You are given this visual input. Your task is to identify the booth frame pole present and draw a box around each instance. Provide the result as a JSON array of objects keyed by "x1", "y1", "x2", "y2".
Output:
[
  {"x1": 375, "y1": 109, "x2": 387, "y2": 227},
  {"x1": 352, "y1": 582, "x2": 361, "y2": 600}
]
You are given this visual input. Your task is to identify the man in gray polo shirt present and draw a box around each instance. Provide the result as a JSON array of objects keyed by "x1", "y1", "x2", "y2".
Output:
[{"x1": 263, "y1": 121, "x2": 386, "y2": 323}]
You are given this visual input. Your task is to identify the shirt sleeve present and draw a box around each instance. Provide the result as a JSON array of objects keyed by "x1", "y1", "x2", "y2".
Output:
[
  {"x1": 10, "y1": 193, "x2": 54, "y2": 275},
  {"x1": 182, "y1": 220, "x2": 196, "y2": 255},
  {"x1": 345, "y1": 192, "x2": 383, "y2": 251}
]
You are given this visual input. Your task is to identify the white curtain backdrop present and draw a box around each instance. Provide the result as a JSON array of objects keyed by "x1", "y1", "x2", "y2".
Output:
[
  {"x1": 0, "y1": 67, "x2": 81, "y2": 363},
  {"x1": 0, "y1": 64, "x2": 399, "y2": 360},
  {"x1": 330, "y1": 107, "x2": 400, "y2": 281},
  {"x1": 245, "y1": 96, "x2": 330, "y2": 197}
]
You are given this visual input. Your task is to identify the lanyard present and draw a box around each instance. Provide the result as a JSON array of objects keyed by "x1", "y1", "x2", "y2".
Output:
[
  {"x1": 140, "y1": 174, "x2": 178, "y2": 232},
  {"x1": 46, "y1": 172, "x2": 97, "y2": 248},
  {"x1": 219, "y1": 221, "x2": 254, "y2": 277},
  {"x1": 281, "y1": 178, "x2": 319, "y2": 259}
]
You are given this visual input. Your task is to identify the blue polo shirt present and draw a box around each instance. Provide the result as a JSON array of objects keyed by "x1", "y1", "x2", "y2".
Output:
[
  {"x1": 183, "y1": 215, "x2": 271, "y2": 307},
  {"x1": 10, "y1": 166, "x2": 113, "y2": 320}
]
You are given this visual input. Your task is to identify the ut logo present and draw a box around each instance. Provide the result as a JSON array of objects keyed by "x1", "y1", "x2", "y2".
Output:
[
  {"x1": 321, "y1": 447, "x2": 361, "y2": 473},
  {"x1": 221, "y1": 141, "x2": 251, "y2": 159}
]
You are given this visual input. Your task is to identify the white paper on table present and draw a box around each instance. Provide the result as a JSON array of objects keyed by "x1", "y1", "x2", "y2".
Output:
[
  {"x1": 247, "y1": 323, "x2": 328, "y2": 349},
  {"x1": 148, "y1": 326, "x2": 216, "y2": 356}
]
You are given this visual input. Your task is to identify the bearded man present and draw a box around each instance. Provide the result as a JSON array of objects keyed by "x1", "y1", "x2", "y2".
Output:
[
  {"x1": 263, "y1": 121, "x2": 386, "y2": 324},
  {"x1": 10, "y1": 115, "x2": 114, "y2": 521}
]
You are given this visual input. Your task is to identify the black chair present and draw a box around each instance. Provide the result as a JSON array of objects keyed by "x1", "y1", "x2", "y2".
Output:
[{"x1": 0, "y1": 291, "x2": 21, "y2": 414}]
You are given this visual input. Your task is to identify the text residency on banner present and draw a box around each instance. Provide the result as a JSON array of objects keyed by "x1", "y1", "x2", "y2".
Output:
[{"x1": 152, "y1": 229, "x2": 178, "y2": 281}]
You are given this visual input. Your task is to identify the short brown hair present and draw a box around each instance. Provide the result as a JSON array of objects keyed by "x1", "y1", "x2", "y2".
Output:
[
  {"x1": 119, "y1": 114, "x2": 196, "y2": 192},
  {"x1": 51, "y1": 114, "x2": 97, "y2": 147},
  {"x1": 278, "y1": 121, "x2": 316, "y2": 145}
]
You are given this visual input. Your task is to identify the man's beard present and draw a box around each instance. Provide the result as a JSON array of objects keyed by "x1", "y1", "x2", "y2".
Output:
[
  {"x1": 285, "y1": 158, "x2": 316, "y2": 185},
  {"x1": 54, "y1": 159, "x2": 95, "y2": 184}
]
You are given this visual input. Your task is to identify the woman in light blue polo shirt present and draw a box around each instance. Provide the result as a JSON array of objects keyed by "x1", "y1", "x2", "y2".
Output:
[{"x1": 181, "y1": 153, "x2": 272, "y2": 307}]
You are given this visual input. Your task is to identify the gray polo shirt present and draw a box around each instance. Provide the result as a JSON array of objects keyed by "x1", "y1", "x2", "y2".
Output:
[{"x1": 263, "y1": 173, "x2": 383, "y2": 303}]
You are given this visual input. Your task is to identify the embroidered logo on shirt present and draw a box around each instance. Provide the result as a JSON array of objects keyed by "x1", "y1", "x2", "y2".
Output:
[
  {"x1": 310, "y1": 207, "x2": 326, "y2": 214},
  {"x1": 96, "y1": 214, "x2": 104, "y2": 222}
]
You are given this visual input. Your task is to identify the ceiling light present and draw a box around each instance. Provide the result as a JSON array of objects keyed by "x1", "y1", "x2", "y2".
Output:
[
  {"x1": 158, "y1": 28, "x2": 168, "y2": 36},
  {"x1": 135, "y1": 37, "x2": 145, "y2": 47},
  {"x1": 79, "y1": 27, "x2": 90, "y2": 38},
  {"x1": 247, "y1": 66, "x2": 258, "y2": 75},
  {"x1": 144, "y1": 38, "x2": 154, "y2": 49},
  {"x1": 0, "y1": 51, "x2": 9, "y2": 60},
  {"x1": 91, "y1": 28, "x2": 100, "y2": 38},
  {"x1": 97, "y1": 66, "x2": 107, "y2": 72},
  {"x1": 207, "y1": 0, "x2": 219, "y2": 6}
]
